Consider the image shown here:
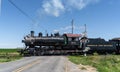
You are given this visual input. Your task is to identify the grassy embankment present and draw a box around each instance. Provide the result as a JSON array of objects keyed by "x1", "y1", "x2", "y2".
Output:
[
  {"x1": 68, "y1": 54, "x2": 120, "y2": 72},
  {"x1": 0, "y1": 49, "x2": 22, "y2": 63}
]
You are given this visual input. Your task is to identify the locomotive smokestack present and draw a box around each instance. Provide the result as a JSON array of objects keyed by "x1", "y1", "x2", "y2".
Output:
[
  {"x1": 38, "y1": 32, "x2": 42, "y2": 37},
  {"x1": 31, "y1": 31, "x2": 34, "y2": 37}
]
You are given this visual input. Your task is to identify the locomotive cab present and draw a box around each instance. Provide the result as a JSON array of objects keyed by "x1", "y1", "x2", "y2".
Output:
[{"x1": 64, "y1": 33, "x2": 81, "y2": 45}]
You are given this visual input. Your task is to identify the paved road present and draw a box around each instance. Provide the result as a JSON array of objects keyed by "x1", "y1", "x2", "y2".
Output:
[{"x1": 0, "y1": 56, "x2": 67, "y2": 72}]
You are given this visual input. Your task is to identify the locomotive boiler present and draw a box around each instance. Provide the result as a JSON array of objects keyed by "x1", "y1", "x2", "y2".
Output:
[{"x1": 22, "y1": 31, "x2": 65, "y2": 47}]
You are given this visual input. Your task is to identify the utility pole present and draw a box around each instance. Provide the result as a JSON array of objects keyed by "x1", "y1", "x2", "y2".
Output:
[
  {"x1": 83, "y1": 24, "x2": 87, "y2": 37},
  {"x1": 71, "y1": 19, "x2": 74, "y2": 34},
  {"x1": 85, "y1": 24, "x2": 87, "y2": 35}
]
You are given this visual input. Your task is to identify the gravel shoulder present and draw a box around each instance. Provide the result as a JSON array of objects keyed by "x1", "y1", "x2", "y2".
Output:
[{"x1": 66, "y1": 58, "x2": 98, "y2": 72}]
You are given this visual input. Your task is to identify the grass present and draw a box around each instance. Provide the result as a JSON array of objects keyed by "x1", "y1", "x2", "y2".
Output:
[
  {"x1": 0, "y1": 49, "x2": 22, "y2": 63},
  {"x1": 68, "y1": 55, "x2": 120, "y2": 72},
  {"x1": 0, "y1": 49, "x2": 19, "y2": 53}
]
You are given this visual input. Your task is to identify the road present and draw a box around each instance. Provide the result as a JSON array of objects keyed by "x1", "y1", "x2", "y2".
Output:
[
  {"x1": 0, "y1": 56, "x2": 67, "y2": 72},
  {"x1": 0, "y1": 56, "x2": 92, "y2": 72}
]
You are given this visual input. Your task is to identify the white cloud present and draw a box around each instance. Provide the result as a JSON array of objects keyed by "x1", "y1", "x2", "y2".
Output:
[
  {"x1": 66, "y1": 0, "x2": 95, "y2": 10},
  {"x1": 60, "y1": 26, "x2": 72, "y2": 30},
  {"x1": 66, "y1": 0, "x2": 87, "y2": 10},
  {"x1": 53, "y1": 29, "x2": 59, "y2": 33},
  {"x1": 53, "y1": 25, "x2": 85, "y2": 33},
  {"x1": 42, "y1": 0, "x2": 65, "y2": 17},
  {"x1": 40, "y1": 0, "x2": 99, "y2": 17},
  {"x1": 65, "y1": 0, "x2": 100, "y2": 10}
]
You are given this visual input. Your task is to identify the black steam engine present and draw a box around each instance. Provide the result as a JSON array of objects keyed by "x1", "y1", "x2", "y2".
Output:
[
  {"x1": 20, "y1": 31, "x2": 120, "y2": 56},
  {"x1": 20, "y1": 31, "x2": 87, "y2": 56}
]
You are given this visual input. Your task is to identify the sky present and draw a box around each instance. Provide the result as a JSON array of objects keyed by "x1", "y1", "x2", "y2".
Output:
[{"x1": 0, "y1": 0, "x2": 120, "y2": 48}]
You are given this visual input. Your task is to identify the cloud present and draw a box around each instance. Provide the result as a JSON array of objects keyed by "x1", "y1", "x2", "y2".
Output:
[
  {"x1": 66, "y1": 0, "x2": 99, "y2": 10},
  {"x1": 53, "y1": 29, "x2": 59, "y2": 33},
  {"x1": 53, "y1": 25, "x2": 85, "y2": 33},
  {"x1": 42, "y1": 0, "x2": 65, "y2": 17},
  {"x1": 39, "y1": 0, "x2": 99, "y2": 17},
  {"x1": 60, "y1": 26, "x2": 72, "y2": 30}
]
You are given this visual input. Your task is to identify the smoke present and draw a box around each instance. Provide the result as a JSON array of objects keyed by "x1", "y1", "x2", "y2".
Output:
[
  {"x1": 0, "y1": 0, "x2": 1, "y2": 16},
  {"x1": 39, "y1": 0, "x2": 99, "y2": 17}
]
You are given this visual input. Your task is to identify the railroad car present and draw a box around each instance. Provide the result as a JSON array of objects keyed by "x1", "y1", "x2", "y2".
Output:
[
  {"x1": 86, "y1": 38, "x2": 117, "y2": 54},
  {"x1": 110, "y1": 38, "x2": 120, "y2": 54}
]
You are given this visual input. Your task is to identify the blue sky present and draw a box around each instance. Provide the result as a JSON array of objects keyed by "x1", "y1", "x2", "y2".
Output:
[{"x1": 0, "y1": 0, "x2": 120, "y2": 48}]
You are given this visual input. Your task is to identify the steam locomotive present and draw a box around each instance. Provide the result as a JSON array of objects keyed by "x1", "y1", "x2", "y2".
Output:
[{"x1": 19, "y1": 31, "x2": 120, "y2": 56}]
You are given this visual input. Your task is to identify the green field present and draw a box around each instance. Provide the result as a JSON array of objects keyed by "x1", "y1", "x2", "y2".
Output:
[
  {"x1": 68, "y1": 55, "x2": 120, "y2": 72},
  {"x1": 0, "y1": 49, "x2": 22, "y2": 62}
]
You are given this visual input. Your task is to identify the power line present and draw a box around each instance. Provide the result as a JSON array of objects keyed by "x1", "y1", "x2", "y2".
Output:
[{"x1": 8, "y1": 0, "x2": 35, "y2": 22}]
